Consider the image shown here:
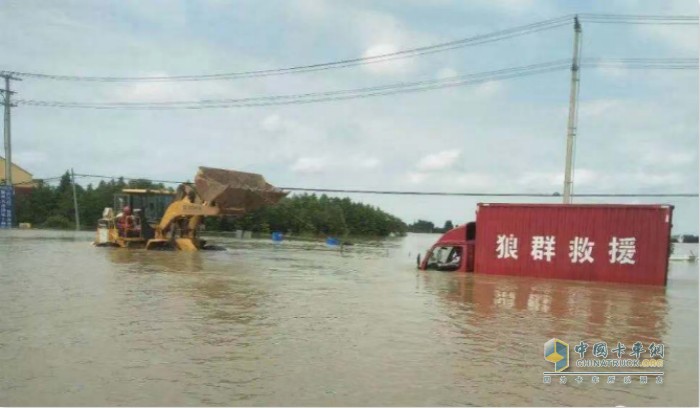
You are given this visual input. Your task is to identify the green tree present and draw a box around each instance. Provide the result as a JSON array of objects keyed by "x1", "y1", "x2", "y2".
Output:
[
  {"x1": 408, "y1": 220, "x2": 435, "y2": 233},
  {"x1": 443, "y1": 220, "x2": 454, "y2": 232},
  {"x1": 14, "y1": 179, "x2": 408, "y2": 237}
]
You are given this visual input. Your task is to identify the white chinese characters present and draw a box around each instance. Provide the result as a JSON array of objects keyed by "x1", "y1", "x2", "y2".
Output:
[
  {"x1": 531, "y1": 236, "x2": 556, "y2": 262},
  {"x1": 609, "y1": 237, "x2": 637, "y2": 264},
  {"x1": 569, "y1": 237, "x2": 595, "y2": 263},
  {"x1": 496, "y1": 234, "x2": 638, "y2": 264},
  {"x1": 496, "y1": 234, "x2": 519, "y2": 259}
]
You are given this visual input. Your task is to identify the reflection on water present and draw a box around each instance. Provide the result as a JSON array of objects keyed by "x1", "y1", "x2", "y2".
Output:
[
  {"x1": 0, "y1": 230, "x2": 697, "y2": 406},
  {"x1": 430, "y1": 272, "x2": 670, "y2": 342}
]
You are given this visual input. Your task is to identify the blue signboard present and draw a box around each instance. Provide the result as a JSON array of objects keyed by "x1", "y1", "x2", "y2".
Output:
[{"x1": 0, "y1": 185, "x2": 13, "y2": 228}]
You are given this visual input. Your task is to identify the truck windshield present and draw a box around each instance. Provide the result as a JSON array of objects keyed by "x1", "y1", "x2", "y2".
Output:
[{"x1": 426, "y1": 246, "x2": 462, "y2": 271}]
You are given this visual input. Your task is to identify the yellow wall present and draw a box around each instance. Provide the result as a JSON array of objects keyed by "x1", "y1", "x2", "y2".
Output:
[{"x1": 0, "y1": 157, "x2": 35, "y2": 187}]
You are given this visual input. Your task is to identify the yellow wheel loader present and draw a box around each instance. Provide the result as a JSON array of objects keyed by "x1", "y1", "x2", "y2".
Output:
[{"x1": 94, "y1": 167, "x2": 287, "y2": 250}]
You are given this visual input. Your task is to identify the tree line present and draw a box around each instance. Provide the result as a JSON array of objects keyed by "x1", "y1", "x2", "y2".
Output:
[
  {"x1": 407, "y1": 219, "x2": 455, "y2": 234},
  {"x1": 14, "y1": 172, "x2": 407, "y2": 237},
  {"x1": 204, "y1": 193, "x2": 407, "y2": 237},
  {"x1": 672, "y1": 235, "x2": 700, "y2": 243},
  {"x1": 15, "y1": 172, "x2": 173, "y2": 230}
]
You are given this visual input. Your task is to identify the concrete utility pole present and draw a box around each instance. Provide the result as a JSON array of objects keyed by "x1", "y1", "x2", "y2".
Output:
[
  {"x1": 1, "y1": 74, "x2": 21, "y2": 228},
  {"x1": 71, "y1": 168, "x2": 80, "y2": 231},
  {"x1": 563, "y1": 16, "x2": 582, "y2": 204},
  {"x1": 2, "y1": 74, "x2": 21, "y2": 187}
]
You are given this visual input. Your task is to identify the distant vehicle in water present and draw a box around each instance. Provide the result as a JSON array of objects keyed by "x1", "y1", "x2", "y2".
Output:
[
  {"x1": 418, "y1": 203, "x2": 674, "y2": 286},
  {"x1": 669, "y1": 250, "x2": 697, "y2": 262}
]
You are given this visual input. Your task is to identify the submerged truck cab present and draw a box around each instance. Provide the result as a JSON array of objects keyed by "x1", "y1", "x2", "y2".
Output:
[
  {"x1": 417, "y1": 203, "x2": 674, "y2": 286},
  {"x1": 419, "y1": 222, "x2": 476, "y2": 272}
]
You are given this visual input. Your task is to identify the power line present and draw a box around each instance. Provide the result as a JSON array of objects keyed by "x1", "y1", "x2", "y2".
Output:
[
  {"x1": 0, "y1": 15, "x2": 575, "y2": 82},
  {"x1": 277, "y1": 188, "x2": 699, "y2": 198},
  {"x1": 13, "y1": 58, "x2": 695, "y2": 110},
  {"x1": 11, "y1": 176, "x2": 63, "y2": 186},
  {"x1": 579, "y1": 13, "x2": 698, "y2": 25},
  {"x1": 29, "y1": 60, "x2": 573, "y2": 107},
  {"x1": 75, "y1": 173, "x2": 189, "y2": 185},
  {"x1": 585, "y1": 57, "x2": 698, "y2": 62},
  {"x1": 580, "y1": 13, "x2": 697, "y2": 19},
  {"x1": 1, "y1": 14, "x2": 695, "y2": 82},
  {"x1": 14, "y1": 60, "x2": 572, "y2": 109},
  {"x1": 70, "y1": 173, "x2": 697, "y2": 198},
  {"x1": 583, "y1": 57, "x2": 698, "y2": 69}
]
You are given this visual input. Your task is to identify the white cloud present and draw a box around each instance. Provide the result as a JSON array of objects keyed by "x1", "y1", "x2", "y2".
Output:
[
  {"x1": 357, "y1": 157, "x2": 381, "y2": 169},
  {"x1": 292, "y1": 0, "x2": 331, "y2": 21},
  {"x1": 633, "y1": 172, "x2": 685, "y2": 187},
  {"x1": 290, "y1": 157, "x2": 328, "y2": 174},
  {"x1": 480, "y1": 0, "x2": 537, "y2": 12},
  {"x1": 572, "y1": 169, "x2": 599, "y2": 186},
  {"x1": 12, "y1": 151, "x2": 49, "y2": 170},
  {"x1": 573, "y1": 170, "x2": 685, "y2": 190},
  {"x1": 416, "y1": 149, "x2": 461, "y2": 171},
  {"x1": 473, "y1": 80, "x2": 504, "y2": 97},
  {"x1": 111, "y1": 78, "x2": 191, "y2": 102},
  {"x1": 595, "y1": 65, "x2": 631, "y2": 80},
  {"x1": 517, "y1": 171, "x2": 563, "y2": 188},
  {"x1": 436, "y1": 67, "x2": 458, "y2": 80},
  {"x1": 641, "y1": 149, "x2": 696, "y2": 167},
  {"x1": 666, "y1": 152, "x2": 696, "y2": 165},
  {"x1": 406, "y1": 172, "x2": 429, "y2": 184},
  {"x1": 260, "y1": 114, "x2": 283, "y2": 132},
  {"x1": 454, "y1": 172, "x2": 496, "y2": 189},
  {"x1": 362, "y1": 43, "x2": 411, "y2": 74},
  {"x1": 122, "y1": 0, "x2": 189, "y2": 26},
  {"x1": 579, "y1": 99, "x2": 620, "y2": 119},
  {"x1": 638, "y1": 24, "x2": 699, "y2": 54}
]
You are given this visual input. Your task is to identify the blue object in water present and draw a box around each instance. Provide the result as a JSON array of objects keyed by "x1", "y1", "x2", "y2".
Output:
[
  {"x1": 272, "y1": 232, "x2": 283, "y2": 242},
  {"x1": 326, "y1": 237, "x2": 340, "y2": 246},
  {"x1": 0, "y1": 185, "x2": 13, "y2": 229}
]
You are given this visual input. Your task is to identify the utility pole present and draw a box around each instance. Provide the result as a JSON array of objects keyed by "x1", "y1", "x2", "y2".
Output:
[
  {"x1": 562, "y1": 16, "x2": 582, "y2": 204},
  {"x1": 71, "y1": 168, "x2": 80, "y2": 231},
  {"x1": 2, "y1": 73, "x2": 21, "y2": 187},
  {"x1": 1, "y1": 73, "x2": 21, "y2": 229}
]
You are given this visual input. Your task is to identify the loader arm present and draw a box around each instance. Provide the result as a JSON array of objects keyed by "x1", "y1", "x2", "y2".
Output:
[
  {"x1": 156, "y1": 196, "x2": 244, "y2": 234},
  {"x1": 146, "y1": 188, "x2": 245, "y2": 251},
  {"x1": 144, "y1": 167, "x2": 287, "y2": 251}
]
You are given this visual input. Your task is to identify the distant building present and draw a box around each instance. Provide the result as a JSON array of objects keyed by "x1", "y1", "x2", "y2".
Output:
[{"x1": 0, "y1": 156, "x2": 37, "y2": 193}]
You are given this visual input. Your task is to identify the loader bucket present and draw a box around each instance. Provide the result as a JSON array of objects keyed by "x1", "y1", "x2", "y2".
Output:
[{"x1": 194, "y1": 166, "x2": 288, "y2": 214}]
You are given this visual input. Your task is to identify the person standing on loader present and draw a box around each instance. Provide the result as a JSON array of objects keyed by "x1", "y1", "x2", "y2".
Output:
[{"x1": 116, "y1": 206, "x2": 140, "y2": 238}]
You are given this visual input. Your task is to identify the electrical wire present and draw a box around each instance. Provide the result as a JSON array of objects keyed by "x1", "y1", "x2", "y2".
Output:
[
  {"x1": 9, "y1": 177, "x2": 63, "y2": 186},
  {"x1": 0, "y1": 16, "x2": 574, "y2": 82},
  {"x1": 15, "y1": 60, "x2": 571, "y2": 109},
  {"x1": 75, "y1": 173, "x2": 190, "y2": 185},
  {"x1": 19, "y1": 60, "x2": 571, "y2": 108},
  {"x1": 2, "y1": 14, "x2": 696, "y2": 82},
  {"x1": 70, "y1": 173, "x2": 698, "y2": 198},
  {"x1": 278, "y1": 187, "x2": 698, "y2": 198},
  {"x1": 14, "y1": 58, "x2": 695, "y2": 110},
  {"x1": 579, "y1": 13, "x2": 698, "y2": 25},
  {"x1": 583, "y1": 57, "x2": 698, "y2": 69}
]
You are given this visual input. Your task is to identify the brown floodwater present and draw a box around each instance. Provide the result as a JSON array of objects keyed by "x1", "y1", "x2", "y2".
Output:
[{"x1": 0, "y1": 230, "x2": 697, "y2": 406}]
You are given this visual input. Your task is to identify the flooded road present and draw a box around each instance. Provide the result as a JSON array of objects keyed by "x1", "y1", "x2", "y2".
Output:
[{"x1": 0, "y1": 230, "x2": 697, "y2": 406}]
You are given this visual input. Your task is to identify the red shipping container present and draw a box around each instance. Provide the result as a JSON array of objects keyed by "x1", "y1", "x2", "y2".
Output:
[{"x1": 474, "y1": 203, "x2": 674, "y2": 285}]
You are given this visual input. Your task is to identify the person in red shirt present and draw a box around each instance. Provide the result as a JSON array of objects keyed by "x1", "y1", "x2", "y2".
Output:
[{"x1": 117, "y1": 206, "x2": 137, "y2": 237}]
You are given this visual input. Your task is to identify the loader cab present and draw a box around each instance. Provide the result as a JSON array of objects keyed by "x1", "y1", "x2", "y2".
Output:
[
  {"x1": 114, "y1": 189, "x2": 174, "y2": 225},
  {"x1": 419, "y1": 222, "x2": 476, "y2": 272},
  {"x1": 99, "y1": 189, "x2": 175, "y2": 244}
]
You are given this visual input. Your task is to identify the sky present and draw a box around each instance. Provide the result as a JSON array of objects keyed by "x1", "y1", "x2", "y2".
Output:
[{"x1": 1, "y1": 0, "x2": 698, "y2": 233}]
